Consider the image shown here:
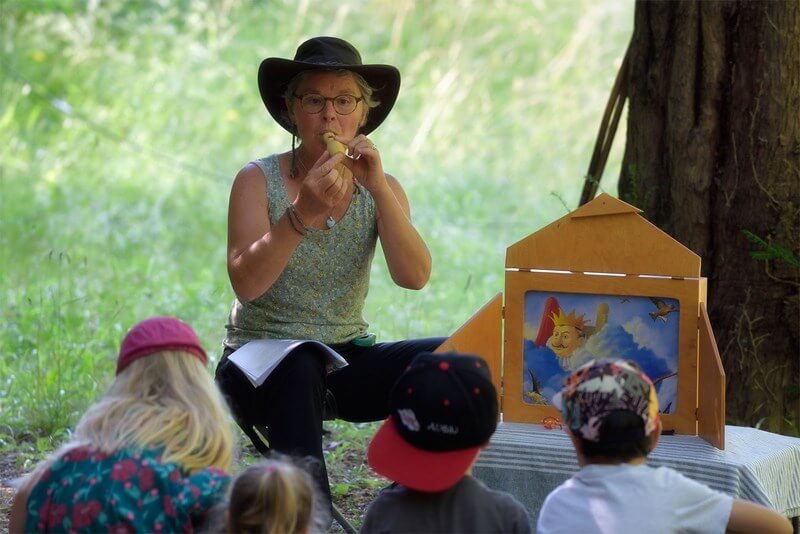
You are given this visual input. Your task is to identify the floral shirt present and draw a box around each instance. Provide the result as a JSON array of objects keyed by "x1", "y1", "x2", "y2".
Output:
[{"x1": 25, "y1": 446, "x2": 230, "y2": 533}]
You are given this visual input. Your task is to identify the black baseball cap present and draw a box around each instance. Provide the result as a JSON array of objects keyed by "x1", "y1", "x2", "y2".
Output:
[{"x1": 367, "y1": 352, "x2": 498, "y2": 492}]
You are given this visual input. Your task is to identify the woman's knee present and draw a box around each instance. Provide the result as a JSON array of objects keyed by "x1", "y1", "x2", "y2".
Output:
[
  {"x1": 276, "y1": 349, "x2": 326, "y2": 380},
  {"x1": 262, "y1": 348, "x2": 328, "y2": 401}
]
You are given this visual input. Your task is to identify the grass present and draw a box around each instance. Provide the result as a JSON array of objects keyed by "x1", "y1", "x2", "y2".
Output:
[{"x1": 0, "y1": 0, "x2": 633, "y2": 499}]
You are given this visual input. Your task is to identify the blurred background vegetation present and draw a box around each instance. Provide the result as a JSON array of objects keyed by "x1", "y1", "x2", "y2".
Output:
[{"x1": 0, "y1": 0, "x2": 633, "y2": 442}]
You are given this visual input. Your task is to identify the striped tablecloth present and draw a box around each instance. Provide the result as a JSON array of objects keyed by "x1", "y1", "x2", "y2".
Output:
[{"x1": 473, "y1": 422, "x2": 800, "y2": 524}]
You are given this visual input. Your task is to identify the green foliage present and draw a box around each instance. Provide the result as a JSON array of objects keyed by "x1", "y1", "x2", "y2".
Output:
[
  {"x1": 1, "y1": 251, "x2": 108, "y2": 436},
  {"x1": 0, "y1": 1, "x2": 633, "y2": 439},
  {"x1": 741, "y1": 230, "x2": 800, "y2": 268},
  {"x1": 322, "y1": 420, "x2": 384, "y2": 507}
]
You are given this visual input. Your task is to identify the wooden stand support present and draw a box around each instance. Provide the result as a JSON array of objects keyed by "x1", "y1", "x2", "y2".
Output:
[{"x1": 435, "y1": 293, "x2": 503, "y2": 411}]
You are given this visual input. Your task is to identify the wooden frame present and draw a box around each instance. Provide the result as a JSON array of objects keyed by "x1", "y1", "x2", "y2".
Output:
[
  {"x1": 438, "y1": 193, "x2": 725, "y2": 448},
  {"x1": 503, "y1": 270, "x2": 700, "y2": 434}
]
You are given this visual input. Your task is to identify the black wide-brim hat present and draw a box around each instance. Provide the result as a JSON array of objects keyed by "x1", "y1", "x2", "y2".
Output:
[{"x1": 258, "y1": 36, "x2": 401, "y2": 136}]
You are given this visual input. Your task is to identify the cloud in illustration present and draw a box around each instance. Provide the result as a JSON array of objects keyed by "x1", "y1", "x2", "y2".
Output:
[
  {"x1": 624, "y1": 315, "x2": 672, "y2": 361},
  {"x1": 523, "y1": 323, "x2": 677, "y2": 411}
]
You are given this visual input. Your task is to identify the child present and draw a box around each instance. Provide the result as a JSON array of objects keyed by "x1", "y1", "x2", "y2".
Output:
[
  {"x1": 226, "y1": 457, "x2": 327, "y2": 534},
  {"x1": 536, "y1": 358, "x2": 792, "y2": 534},
  {"x1": 361, "y1": 351, "x2": 532, "y2": 533},
  {"x1": 9, "y1": 316, "x2": 236, "y2": 533}
]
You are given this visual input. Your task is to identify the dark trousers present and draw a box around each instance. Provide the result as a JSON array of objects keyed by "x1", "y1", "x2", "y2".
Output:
[{"x1": 215, "y1": 336, "x2": 445, "y2": 505}]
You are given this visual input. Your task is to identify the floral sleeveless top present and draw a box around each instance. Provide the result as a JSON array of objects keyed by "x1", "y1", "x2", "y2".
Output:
[
  {"x1": 224, "y1": 154, "x2": 378, "y2": 349},
  {"x1": 25, "y1": 446, "x2": 230, "y2": 533}
]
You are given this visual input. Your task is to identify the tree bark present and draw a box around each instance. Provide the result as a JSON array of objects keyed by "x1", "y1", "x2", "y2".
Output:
[{"x1": 619, "y1": 0, "x2": 799, "y2": 434}]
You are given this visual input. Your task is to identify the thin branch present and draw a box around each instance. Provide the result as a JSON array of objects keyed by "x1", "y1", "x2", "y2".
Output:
[
  {"x1": 748, "y1": 79, "x2": 781, "y2": 207},
  {"x1": 764, "y1": 258, "x2": 800, "y2": 288},
  {"x1": 724, "y1": 131, "x2": 739, "y2": 208}
]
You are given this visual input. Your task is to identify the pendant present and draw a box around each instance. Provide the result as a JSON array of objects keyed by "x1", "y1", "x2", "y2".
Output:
[{"x1": 326, "y1": 216, "x2": 335, "y2": 229}]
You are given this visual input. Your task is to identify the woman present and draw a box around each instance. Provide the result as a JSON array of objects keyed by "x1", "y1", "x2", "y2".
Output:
[
  {"x1": 10, "y1": 316, "x2": 236, "y2": 533},
  {"x1": 215, "y1": 36, "x2": 444, "y2": 504}
]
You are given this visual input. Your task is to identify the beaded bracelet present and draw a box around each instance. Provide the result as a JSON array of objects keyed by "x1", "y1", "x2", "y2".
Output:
[
  {"x1": 285, "y1": 205, "x2": 307, "y2": 236},
  {"x1": 286, "y1": 208, "x2": 305, "y2": 236},
  {"x1": 289, "y1": 203, "x2": 309, "y2": 229}
]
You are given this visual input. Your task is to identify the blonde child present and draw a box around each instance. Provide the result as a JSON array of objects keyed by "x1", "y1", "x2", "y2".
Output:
[
  {"x1": 226, "y1": 457, "x2": 326, "y2": 534},
  {"x1": 9, "y1": 316, "x2": 236, "y2": 533}
]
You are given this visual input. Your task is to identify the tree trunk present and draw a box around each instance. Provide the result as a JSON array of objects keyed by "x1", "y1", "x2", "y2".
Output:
[{"x1": 619, "y1": 0, "x2": 799, "y2": 435}]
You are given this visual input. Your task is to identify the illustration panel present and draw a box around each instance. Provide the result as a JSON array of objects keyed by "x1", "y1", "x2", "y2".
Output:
[{"x1": 522, "y1": 290, "x2": 680, "y2": 414}]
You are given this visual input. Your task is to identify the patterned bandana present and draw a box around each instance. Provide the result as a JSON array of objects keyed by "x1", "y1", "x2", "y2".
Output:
[{"x1": 554, "y1": 359, "x2": 660, "y2": 442}]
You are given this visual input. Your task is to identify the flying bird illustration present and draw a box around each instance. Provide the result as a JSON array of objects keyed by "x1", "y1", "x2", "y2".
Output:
[
  {"x1": 525, "y1": 369, "x2": 548, "y2": 405},
  {"x1": 649, "y1": 297, "x2": 678, "y2": 323}
]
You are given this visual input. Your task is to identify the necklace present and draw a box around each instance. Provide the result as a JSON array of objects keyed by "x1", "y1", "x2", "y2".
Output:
[{"x1": 295, "y1": 154, "x2": 336, "y2": 229}]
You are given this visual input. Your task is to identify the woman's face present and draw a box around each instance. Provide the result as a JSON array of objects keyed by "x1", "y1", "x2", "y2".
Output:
[{"x1": 287, "y1": 71, "x2": 367, "y2": 153}]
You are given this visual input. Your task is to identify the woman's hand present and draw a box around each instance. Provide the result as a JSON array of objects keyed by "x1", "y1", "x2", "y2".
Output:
[
  {"x1": 335, "y1": 134, "x2": 387, "y2": 194},
  {"x1": 293, "y1": 150, "x2": 350, "y2": 225},
  {"x1": 326, "y1": 134, "x2": 432, "y2": 289}
]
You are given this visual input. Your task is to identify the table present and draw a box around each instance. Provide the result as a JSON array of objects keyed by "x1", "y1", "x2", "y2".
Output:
[{"x1": 473, "y1": 423, "x2": 800, "y2": 526}]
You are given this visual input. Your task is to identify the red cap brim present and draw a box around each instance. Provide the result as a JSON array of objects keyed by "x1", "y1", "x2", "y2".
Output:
[{"x1": 367, "y1": 415, "x2": 480, "y2": 493}]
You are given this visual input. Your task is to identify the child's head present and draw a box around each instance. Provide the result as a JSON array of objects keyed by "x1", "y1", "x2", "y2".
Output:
[
  {"x1": 367, "y1": 351, "x2": 498, "y2": 492},
  {"x1": 73, "y1": 316, "x2": 235, "y2": 472},
  {"x1": 228, "y1": 458, "x2": 318, "y2": 534},
  {"x1": 554, "y1": 358, "x2": 661, "y2": 463}
]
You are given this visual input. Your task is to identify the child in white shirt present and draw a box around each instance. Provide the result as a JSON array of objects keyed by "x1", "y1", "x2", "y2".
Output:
[{"x1": 536, "y1": 359, "x2": 791, "y2": 534}]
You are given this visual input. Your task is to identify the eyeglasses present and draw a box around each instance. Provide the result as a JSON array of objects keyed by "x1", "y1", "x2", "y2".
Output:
[{"x1": 293, "y1": 93, "x2": 363, "y2": 115}]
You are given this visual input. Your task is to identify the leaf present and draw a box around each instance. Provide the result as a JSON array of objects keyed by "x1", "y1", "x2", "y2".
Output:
[{"x1": 331, "y1": 483, "x2": 352, "y2": 497}]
